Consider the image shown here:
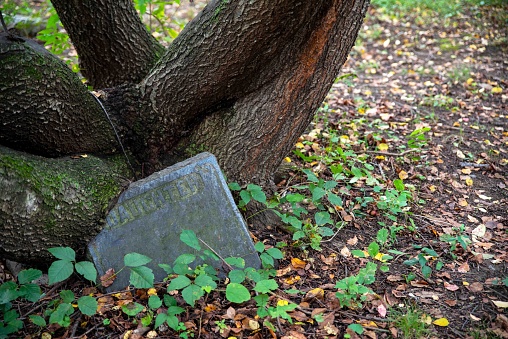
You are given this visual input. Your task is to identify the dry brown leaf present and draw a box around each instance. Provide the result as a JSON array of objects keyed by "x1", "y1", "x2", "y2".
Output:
[
  {"x1": 444, "y1": 282, "x2": 459, "y2": 291},
  {"x1": 291, "y1": 257, "x2": 307, "y2": 269},
  {"x1": 457, "y1": 262, "x2": 470, "y2": 273},
  {"x1": 468, "y1": 282, "x2": 484, "y2": 293},
  {"x1": 347, "y1": 236, "x2": 358, "y2": 246}
]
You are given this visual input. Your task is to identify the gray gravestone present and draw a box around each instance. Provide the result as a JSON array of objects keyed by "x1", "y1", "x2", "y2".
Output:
[{"x1": 88, "y1": 153, "x2": 260, "y2": 292}]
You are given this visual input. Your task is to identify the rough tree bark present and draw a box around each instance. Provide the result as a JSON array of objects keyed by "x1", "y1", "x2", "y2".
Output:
[{"x1": 0, "y1": 0, "x2": 369, "y2": 264}]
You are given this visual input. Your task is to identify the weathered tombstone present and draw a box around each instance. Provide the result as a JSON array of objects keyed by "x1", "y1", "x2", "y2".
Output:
[{"x1": 88, "y1": 153, "x2": 261, "y2": 292}]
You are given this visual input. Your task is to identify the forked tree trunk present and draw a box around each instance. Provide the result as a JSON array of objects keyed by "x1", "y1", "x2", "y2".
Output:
[{"x1": 0, "y1": 0, "x2": 369, "y2": 264}]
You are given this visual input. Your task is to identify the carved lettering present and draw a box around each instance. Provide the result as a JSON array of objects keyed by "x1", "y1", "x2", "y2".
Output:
[{"x1": 105, "y1": 170, "x2": 206, "y2": 229}]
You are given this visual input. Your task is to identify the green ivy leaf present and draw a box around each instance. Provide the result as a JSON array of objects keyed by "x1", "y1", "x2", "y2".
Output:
[
  {"x1": 129, "y1": 266, "x2": 154, "y2": 288},
  {"x1": 167, "y1": 275, "x2": 191, "y2": 291},
  {"x1": 254, "y1": 242, "x2": 265, "y2": 253},
  {"x1": 48, "y1": 260, "x2": 74, "y2": 285},
  {"x1": 18, "y1": 269, "x2": 42, "y2": 285},
  {"x1": 174, "y1": 253, "x2": 196, "y2": 265},
  {"x1": 240, "y1": 190, "x2": 251, "y2": 205},
  {"x1": 49, "y1": 303, "x2": 73, "y2": 326},
  {"x1": 348, "y1": 323, "x2": 364, "y2": 334},
  {"x1": 182, "y1": 284, "x2": 204, "y2": 306},
  {"x1": 226, "y1": 283, "x2": 251, "y2": 303},
  {"x1": 75, "y1": 261, "x2": 97, "y2": 283},
  {"x1": 393, "y1": 179, "x2": 405, "y2": 192},
  {"x1": 48, "y1": 247, "x2": 75, "y2": 261},
  {"x1": 166, "y1": 314, "x2": 180, "y2": 330},
  {"x1": 124, "y1": 253, "x2": 152, "y2": 267},
  {"x1": 254, "y1": 279, "x2": 278, "y2": 293},
  {"x1": 351, "y1": 250, "x2": 367, "y2": 258},
  {"x1": 77, "y1": 296, "x2": 98, "y2": 316},
  {"x1": 180, "y1": 230, "x2": 201, "y2": 251}
]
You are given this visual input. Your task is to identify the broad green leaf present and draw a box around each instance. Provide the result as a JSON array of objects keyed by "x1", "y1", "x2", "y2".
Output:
[
  {"x1": 421, "y1": 265, "x2": 432, "y2": 279},
  {"x1": 250, "y1": 189, "x2": 266, "y2": 204},
  {"x1": 311, "y1": 187, "x2": 326, "y2": 202},
  {"x1": 158, "y1": 263, "x2": 173, "y2": 274},
  {"x1": 285, "y1": 193, "x2": 305, "y2": 203},
  {"x1": 121, "y1": 302, "x2": 144, "y2": 316},
  {"x1": 155, "y1": 313, "x2": 168, "y2": 329},
  {"x1": 266, "y1": 247, "x2": 283, "y2": 259},
  {"x1": 254, "y1": 279, "x2": 278, "y2": 293},
  {"x1": 228, "y1": 270, "x2": 246, "y2": 284},
  {"x1": 77, "y1": 296, "x2": 98, "y2": 316},
  {"x1": 423, "y1": 248, "x2": 438, "y2": 257},
  {"x1": 60, "y1": 290, "x2": 75, "y2": 303},
  {"x1": 19, "y1": 283, "x2": 42, "y2": 302},
  {"x1": 315, "y1": 211, "x2": 332, "y2": 226},
  {"x1": 166, "y1": 315, "x2": 180, "y2": 330},
  {"x1": 182, "y1": 284, "x2": 204, "y2": 306},
  {"x1": 167, "y1": 305, "x2": 185, "y2": 315},
  {"x1": 129, "y1": 266, "x2": 154, "y2": 288},
  {"x1": 48, "y1": 247, "x2": 75, "y2": 261},
  {"x1": 174, "y1": 253, "x2": 196, "y2": 265},
  {"x1": 124, "y1": 253, "x2": 152, "y2": 267},
  {"x1": 75, "y1": 261, "x2": 97, "y2": 283},
  {"x1": 0, "y1": 281, "x2": 19, "y2": 303},
  {"x1": 228, "y1": 182, "x2": 241, "y2": 191},
  {"x1": 172, "y1": 263, "x2": 192, "y2": 275},
  {"x1": 303, "y1": 169, "x2": 319, "y2": 182},
  {"x1": 226, "y1": 283, "x2": 251, "y2": 303},
  {"x1": 164, "y1": 294, "x2": 177, "y2": 307},
  {"x1": 260, "y1": 253, "x2": 274, "y2": 267},
  {"x1": 49, "y1": 303, "x2": 73, "y2": 325},
  {"x1": 348, "y1": 323, "x2": 364, "y2": 334},
  {"x1": 18, "y1": 269, "x2": 42, "y2": 285},
  {"x1": 224, "y1": 257, "x2": 245, "y2": 269},
  {"x1": 148, "y1": 295, "x2": 163, "y2": 310},
  {"x1": 351, "y1": 250, "x2": 367, "y2": 258},
  {"x1": 393, "y1": 179, "x2": 405, "y2": 192},
  {"x1": 29, "y1": 314, "x2": 46, "y2": 327},
  {"x1": 254, "y1": 242, "x2": 265, "y2": 253},
  {"x1": 367, "y1": 242, "x2": 380, "y2": 257},
  {"x1": 167, "y1": 275, "x2": 191, "y2": 291},
  {"x1": 195, "y1": 274, "x2": 217, "y2": 290},
  {"x1": 180, "y1": 230, "x2": 201, "y2": 251},
  {"x1": 239, "y1": 190, "x2": 251, "y2": 205},
  {"x1": 48, "y1": 260, "x2": 74, "y2": 284},
  {"x1": 327, "y1": 193, "x2": 343, "y2": 206},
  {"x1": 376, "y1": 229, "x2": 389, "y2": 245},
  {"x1": 253, "y1": 293, "x2": 269, "y2": 307}
]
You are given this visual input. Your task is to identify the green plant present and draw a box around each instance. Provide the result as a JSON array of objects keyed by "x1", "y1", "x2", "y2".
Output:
[
  {"x1": 335, "y1": 262, "x2": 377, "y2": 308},
  {"x1": 439, "y1": 224, "x2": 471, "y2": 259},
  {"x1": 403, "y1": 246, "x2": 439, "y2": 278},
  {"x1": 390, "y1": 304, "x2": 431, "y2": 339}
]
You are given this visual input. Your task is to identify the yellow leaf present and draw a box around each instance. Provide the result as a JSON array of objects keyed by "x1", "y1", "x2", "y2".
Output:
[
  {"x1": 461, "y1": 168, "x2": 471, "y2": 174},
  {"x1": 466, "y1": 78, "x2": 474, "y2": 85},
  {"x1": 378, "y1": 143, "x2": 389, "y2": 151},
  {"x1": 492, "y1": 300, "x2": 508, "y2": 308},
  {"x1": 463, "y1": 281, "x2": 470, "y2": 286},
  {"x1": 147, "y1": 288, "x2": 157, "y2": 296},
  {"x1": 376, "y1": 155, "x2": 385, "y2": 160},
  {"x1": 284, "y1": 157, "x2": 291, "y2": 163},
  {"x1": 465, "y1": 178, "x2": 473, "y2": 186},
  {"x1": 433, "y1": 318, "x2": 449, "y2": 327},
  {"x1": 291, "y1": 257, "x2": 307, "y2": 269},
  {"x1": 295, "y1": 142, "x2": 305, "y2": 148},
  {"x1": 453, "y1": 121, "x2": 460, "y2": 127},
  {"x1": 307, "y1": 288, "x2": 325, "y2": 300},
  {"x1": 374, "y1": 252, "x2": 389, "y2": 262},
  {"x1": 277, "y1": 299, "x2": 289, "y2": 307},
  {"x1": 429, "y1": 185, "x2": 436, "y2": 192},
  {"x1": 398, "y1": 170, "x2": 408, "y2": 180},
  {"x1": 492, "y1": 87, "x2": 503, "y2": 94},
  {"x1": 458, "y1": 199, "x2": 468, "y2": 207}
]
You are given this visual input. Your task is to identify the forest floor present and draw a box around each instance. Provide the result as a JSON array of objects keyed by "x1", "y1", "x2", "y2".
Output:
[{"x1": 1, "y1": 1, "x2": 507, "y2": 338}]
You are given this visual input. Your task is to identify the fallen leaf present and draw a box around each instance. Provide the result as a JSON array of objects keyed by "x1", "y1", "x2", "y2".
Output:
[
  {"x1": 470, "y1": 314, "x2": 481, "y2": 321},
  {"x1": 378, "y1": 143, "x2": 389, "y2": 151},
  {"x1": 347, "y1": 236, "x2": 358, "y2": 246},
  {"x1": 491, "y1": 87, "x2": 503, "y2": 94},
  {"x1": 457, "y1": 262, "x2": 470, "y2": 273},
  {"x1": 291, "y1": 258, "x2": 307, "y2": 269},
  {"x1": 433, "y1": 318, "x2": 449, "y2": 327},
  {"x1": 284, "y1": 157, "x2": 291, "y2": 163},
  {"x1": 305, "y1": 288, "x2": 324, "y2": 301},
  {"x1": 445, "y1": 300, "x2": 457, "y2": 307},
  {"x1": 398, "y1": 170, "x2": 408, "y2": 180},
  {"x1": 377, "y1": 304, "x2": 387, "y2": 318},
  {"x1": 468, "y1": 282, "x2": 483, "y2": 293},
  {"x1": 492, "y1": 300, "x2": 508, "y2": 308},
  {"x1": 458, "y1": 199, "x2": 468, "y2": 207},
  {"x1": 444, "y1": 282, "x2": 459, "y2": 291},
  {"x1": 456, "y1": 150, "x2": 466, "y2": 159},
  {"x1": 465, "y1": 178, "x2": 474, "y2": 186}
]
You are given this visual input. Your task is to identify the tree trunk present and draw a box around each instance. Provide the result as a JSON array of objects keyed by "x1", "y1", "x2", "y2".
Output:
[{"x1": 0, "y1": 0, "x2": 369, "y2": 264}]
